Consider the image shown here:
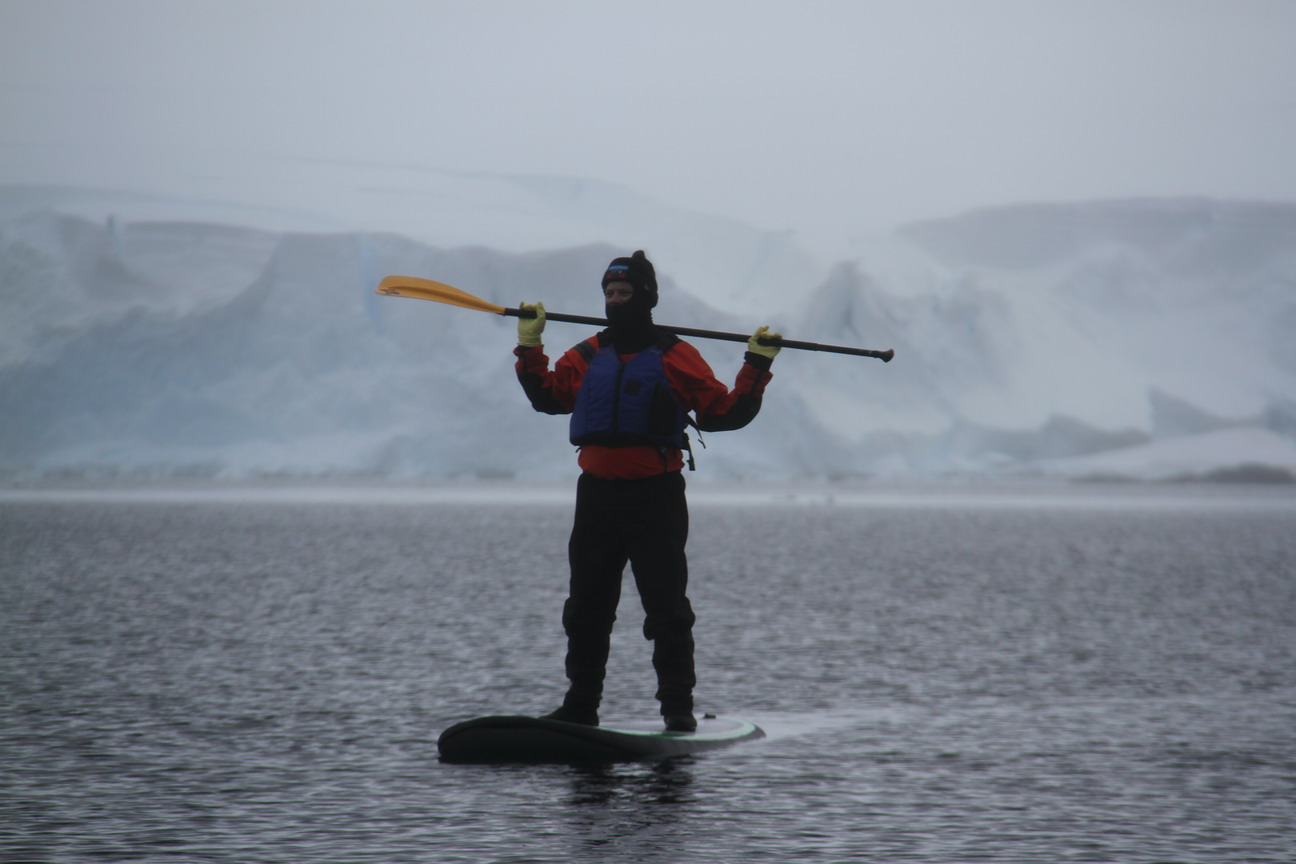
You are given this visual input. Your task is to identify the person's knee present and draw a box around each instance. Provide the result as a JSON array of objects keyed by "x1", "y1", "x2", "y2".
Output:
[
  {"x1": 642, "y1": 605, "x2": 695, "y2": 641},
  {"x1": 563, "y1": 598, "x2": 617, "y2": 635}
]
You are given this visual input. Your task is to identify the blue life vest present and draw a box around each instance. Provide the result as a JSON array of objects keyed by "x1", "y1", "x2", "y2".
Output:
[{"x1": 570, "y1": 342, "x2": 689, "y2": 449}]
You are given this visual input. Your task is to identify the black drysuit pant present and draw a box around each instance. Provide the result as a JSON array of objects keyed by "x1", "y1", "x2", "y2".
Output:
[{"x1": 562, "y1": 470, "x2": 697, "y2": 714}]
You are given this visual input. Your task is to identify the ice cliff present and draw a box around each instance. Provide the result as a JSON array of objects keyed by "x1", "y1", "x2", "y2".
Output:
[{"x1": 2, "y1": 184, "x2": 1293, "y2": 483}]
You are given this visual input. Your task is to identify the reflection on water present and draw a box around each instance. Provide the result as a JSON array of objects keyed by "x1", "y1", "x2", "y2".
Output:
[
  {"x1": 566, "y1": 759, "x2": 696, "y2": 807},
  {"x1": 562, "y1": 760, "x2": 697, "y2": 861}
]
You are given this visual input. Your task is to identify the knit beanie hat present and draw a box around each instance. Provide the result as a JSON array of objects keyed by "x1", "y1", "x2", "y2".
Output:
[{"x1": 601, "y1": 250, "x2": 658, "y2": 308}]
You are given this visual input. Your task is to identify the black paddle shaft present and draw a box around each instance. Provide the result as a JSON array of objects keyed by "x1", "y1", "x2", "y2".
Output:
[{"x1": 505, "y1": 307, "x2": 894, "y2": 362}]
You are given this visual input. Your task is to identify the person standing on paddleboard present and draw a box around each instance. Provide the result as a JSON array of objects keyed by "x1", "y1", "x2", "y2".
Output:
[{"x1": 513, "y1": 250, "x2": 781, "y2": 732}]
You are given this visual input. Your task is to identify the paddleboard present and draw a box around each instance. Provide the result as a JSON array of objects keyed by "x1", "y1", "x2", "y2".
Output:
[{"x1": 437, "y1": 714, "x2": 764, "y2": 763}]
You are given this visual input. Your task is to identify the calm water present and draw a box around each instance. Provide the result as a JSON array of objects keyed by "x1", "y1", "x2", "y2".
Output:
[{"x1": 2, "y1": 484, "x2": 1294, "y2": 863}]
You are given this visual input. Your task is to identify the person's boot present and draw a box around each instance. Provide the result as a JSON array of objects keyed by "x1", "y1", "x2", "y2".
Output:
[
  {"x1": 542, "y1": 703, "x2": 599, "y2": 726},
  {"x1": 550, "y1": 619, "x2": 609, "y2": 727},
  {"x1": 542, "y1": 687, "x2": 601, "y2": 726},
  {"x1": 663, "y1": 709, "x2": 697, "y2": 732},
  {"x1": 653, "y1": 636, "x2": 696, "y2": 733}
]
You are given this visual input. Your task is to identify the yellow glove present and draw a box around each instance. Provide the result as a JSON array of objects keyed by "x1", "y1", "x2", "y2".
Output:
[
  {"x1": 517, "y1": 301, "x2": 546, "y2": 348},
  {"x1": 748, "y1": 325, "x2": 782, "y2": 360}
]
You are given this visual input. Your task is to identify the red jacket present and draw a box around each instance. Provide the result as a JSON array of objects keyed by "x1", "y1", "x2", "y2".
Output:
[{"x1": 515, "y1": 331, "x2": 773, "y2": 479}]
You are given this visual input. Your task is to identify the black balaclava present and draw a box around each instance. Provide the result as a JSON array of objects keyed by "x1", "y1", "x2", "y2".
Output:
[{"x1": 601, "y1": 250, "x2": 659, "y2": 353}]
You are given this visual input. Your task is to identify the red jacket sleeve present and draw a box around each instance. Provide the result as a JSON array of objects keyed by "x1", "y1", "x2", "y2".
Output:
[
  {"x1": 663, "y1": 342, "x2": 773, "y2": 432},
  {"x1": 513, "y1": 338, "x2": 596, "y2": 415}
]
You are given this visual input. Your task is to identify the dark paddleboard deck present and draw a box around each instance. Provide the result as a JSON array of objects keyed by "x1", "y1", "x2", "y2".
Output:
[{"x1": 437, "y1": 714, "x2": 765, "y2": 764}]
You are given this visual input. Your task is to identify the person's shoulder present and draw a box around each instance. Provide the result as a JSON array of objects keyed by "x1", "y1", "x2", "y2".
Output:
[
  {"x1": 566, "y1": 333, "x2": 602, "y2": 351},
  {"x1": 660, "y1": 336, "x2": 717, "y2": 377},
  {"x1": 565, "y1": 333, "x2": 604, "y2": 363},
  {"x1": 660, "y1": 333, "x2": 701, "y2": 359},
  {"x1": 663, "y1": 331, "x2": 705, "y2": 357}
]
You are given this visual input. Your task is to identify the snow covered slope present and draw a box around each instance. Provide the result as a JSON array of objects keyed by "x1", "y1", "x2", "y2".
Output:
[{"x1": 1, "y1": 184, "x2": 1293, "y2": 483}]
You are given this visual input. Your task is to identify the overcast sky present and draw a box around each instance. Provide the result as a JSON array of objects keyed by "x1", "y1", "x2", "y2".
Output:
[{"x1": 3, "y1": 0, "x2": 1294, "y2": 245}]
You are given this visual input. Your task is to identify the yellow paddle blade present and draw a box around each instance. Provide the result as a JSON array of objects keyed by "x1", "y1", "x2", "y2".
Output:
[{"x1": 375, "y1": 276, "x2": 507, "y2": 315}]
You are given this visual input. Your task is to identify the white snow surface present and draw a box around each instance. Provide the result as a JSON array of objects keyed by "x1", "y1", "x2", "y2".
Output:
[{"x1": 1, "y1": 180, "x2": 1294, "y2": 484}]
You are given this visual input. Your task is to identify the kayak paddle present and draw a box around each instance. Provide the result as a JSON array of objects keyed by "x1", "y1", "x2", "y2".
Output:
[{"x1": 375, "y1": 275, "x2": 895, "y2": 362}]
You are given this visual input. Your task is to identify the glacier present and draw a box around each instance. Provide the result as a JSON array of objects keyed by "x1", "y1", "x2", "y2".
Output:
[{"x1": 1, "y1": 181, "x2": 1294, "y2": 485}]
